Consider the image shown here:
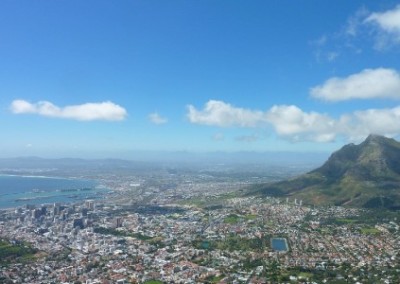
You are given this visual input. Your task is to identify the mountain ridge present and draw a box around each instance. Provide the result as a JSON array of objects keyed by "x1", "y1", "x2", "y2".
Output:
[{"x1": 248, "y1": 134, "x2": 400, "y2": 209}]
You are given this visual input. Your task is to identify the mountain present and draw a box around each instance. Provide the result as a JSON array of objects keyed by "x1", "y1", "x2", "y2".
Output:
[
  {"x1": 0, "y1": 157, "x2": 162, "y2": 177},
  {"x1": 248, "y1": 134, "x2": 400, "y2": 209}
]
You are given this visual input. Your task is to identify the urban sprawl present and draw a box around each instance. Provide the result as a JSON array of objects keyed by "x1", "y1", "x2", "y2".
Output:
[{"x1": 1, "y1": 177, "x2": 400, "y2": 284}]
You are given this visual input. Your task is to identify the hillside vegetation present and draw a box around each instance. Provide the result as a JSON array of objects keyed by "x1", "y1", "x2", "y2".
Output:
[{"x1": 248, "y1": 135, "x2": 400, "y2": 209}]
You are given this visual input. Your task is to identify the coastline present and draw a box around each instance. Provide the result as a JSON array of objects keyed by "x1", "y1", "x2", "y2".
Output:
[
  {"x1": 0, "y1": 175, "x2": 108, "y2": 210},
  {"x1": 0, "y1": 173, "x2": 79, "y2": 180}
]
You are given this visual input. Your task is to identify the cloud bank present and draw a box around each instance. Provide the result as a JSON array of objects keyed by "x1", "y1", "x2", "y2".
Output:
[
  {"x1": 187, "y1": 100, "x2": 267, "y2": 127},
  {"x1": 310, "y1": 68, "x2": 400, "y2": 101},
  {"x1": 11, "y1": 100, "x2": 127, "y2": 121},
  {"x1": 187, "y1": 100, "x2": 400, "y2": 143},
  {"x1": 343, "y1": 106, "x2": 400, "y2": 140},
  {"x1": 266, "y1": 105, "x2": 337, "y2": 142}
]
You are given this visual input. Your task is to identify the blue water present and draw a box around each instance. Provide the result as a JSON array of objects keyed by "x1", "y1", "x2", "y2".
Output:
[
  {"x1": 0, "y1": 175, "x2": 106, "y2": 209},
  {"x1": 271, "y1": 238, "x2": 288, "y2": 251}
]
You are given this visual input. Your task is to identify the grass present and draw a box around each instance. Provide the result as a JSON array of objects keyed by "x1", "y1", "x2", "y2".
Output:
[
  {"x1": 224, "y1": 214, "x2": 240, "y2": 224},
  {"x1": 144, "y1": 280, "x2": 163, "y2": 284},
  {"x1": 208, "y1": 274, "x2": 225, "y2": 283},
  {"x1": 335, "y1": 218, "x2": 356, "y2": 224},
  {"x1": 178, "y1": 198, "x2": 207, "y2": 207},
  {"x1": 245, "y1": 214, "x2": 257, "y2": 220},
  {"x1": 319, "y1": 228, "x2": 330, "y2": 234},
  {"x1": 223, "y1": 213, "x2": 257, "y2": 224},
  {"x1": 360, "y1": 227, "x2": 380, "y2": 235},
  {"x1": 298, "y1": 272, "x2": 313, "y2": 279}
]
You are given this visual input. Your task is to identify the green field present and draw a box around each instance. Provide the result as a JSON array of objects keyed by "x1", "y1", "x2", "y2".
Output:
[
  {"x1": 360, "y1": 227, "x2": 380, "y2": 235},
  {"x1": 144, "y1": 280, "x2": 163, "y2": 284},
  {"x1": 298, "y1": 272, "x2": 313, "y2": 279},
  {"x1": 245, "y1": 214, "x2": 257, "y2": 220},
  {"x1": 224, "y1": 214, "x2": 240, "y2": 224},
  {"x1": 335, "y1": 218, "x2": 356, "y2": 224}
]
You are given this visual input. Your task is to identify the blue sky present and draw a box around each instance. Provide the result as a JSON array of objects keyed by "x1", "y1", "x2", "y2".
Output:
[{"x1": 1, "y1": 0, "x2": 400, "y2": 158}]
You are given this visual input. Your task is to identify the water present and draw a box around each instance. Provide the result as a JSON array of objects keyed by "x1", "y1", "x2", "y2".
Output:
[
  {"x1": 0, "y1": 175, "x2": 107, "y2": 209},
  {"x1": 271, "y1": 238, "x2": 288, "y2": 251}
]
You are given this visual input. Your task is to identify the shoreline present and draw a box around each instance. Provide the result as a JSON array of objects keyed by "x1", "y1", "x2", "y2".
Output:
[
  {"x1": 0, "y1": 173, "x2": 79, "y2": 180},
  {"x1": 0, "y1": 175, "x2": 110, "y2": 210}
]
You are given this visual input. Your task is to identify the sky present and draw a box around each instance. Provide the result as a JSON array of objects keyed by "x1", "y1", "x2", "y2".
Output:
[{"x1": 1, "y1": 0, "x2": 400, "y2": 158}]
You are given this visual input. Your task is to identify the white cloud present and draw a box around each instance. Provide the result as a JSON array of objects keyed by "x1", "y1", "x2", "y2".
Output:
[
  {"x1": 266, "y1": 105, "x2": 337, "y2": 142},
  {"x1": 10, "y1": 100, "x2": 127, "y2": 121},
  {"x1": 148, "y1": 112, "x2": 168, "y2": 124},
  {"x1": 269, "y1": 105, "x2": 400, "y2": 143},
  {"x1": 11, "y1": 100, "x2": 37, "y2": 113},
  {"x1": 187, "y1": 100, "x2": 400, "y2": 143},
  {"x1": 310, "y1": 68, "x2": 400, "y2": 101},
  {"x1": 187, "y1": 100, "x2": 337, "y2": 142},
  {"x1": 187, "y1": 100, "x2": 267, "y2": 127},
  {"x1": 343, "y1": 106, "x2": 400, "y2": 140},
  {"x1": 270, "y1": 105, "x2": 400, "y2": 143},
  {"x1": 365, "y1": 5, "x2": 400, "y2": 49}
]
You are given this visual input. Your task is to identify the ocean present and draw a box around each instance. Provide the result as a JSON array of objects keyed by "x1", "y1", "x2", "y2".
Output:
[{"x1": 0, "y1": 175, "x2": 107, "y2": 209}]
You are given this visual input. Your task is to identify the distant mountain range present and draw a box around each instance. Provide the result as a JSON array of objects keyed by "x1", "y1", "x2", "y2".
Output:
[
  {"x1": 0, "y1": 157, "x2": 161, "y2": 177},
  {"x1": 247, "y1": 134, "x2": 400, "y2": 209},
  {"x1": 0, "y1": 153, "x2": 323, "y2": 180},
  {"x1": 0, "y1": 151, "x2": 329, "y2": 178}
]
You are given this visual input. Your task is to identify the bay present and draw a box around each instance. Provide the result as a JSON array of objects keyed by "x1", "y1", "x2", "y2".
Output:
[{"x1": 0, "y1": 175, "x2": 106, "y2": 209}]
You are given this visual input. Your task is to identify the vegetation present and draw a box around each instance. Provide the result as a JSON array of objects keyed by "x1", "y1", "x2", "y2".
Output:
[
  {"x1": 0, "y1": 239, "x2": 38, "y2": 264},
  {"x1": 179, "y1": 192, "x2": 239, "y2": 209},
  {"x1": 94, "y1": 227, "x2": 128, "y2": 237},
  {"x1": 193, "y1": 234, "x2": 270, "y2": 252},
  {"x1": 334, "y1": 218, "x2": 357, "y2": 224},
  {"x1": 247, "y1": 135, "x2": 400, "y2": 209},
  {"x1": 244, "y1": 214, "x2": 257, "y2": 220},
  {"x1": 143, "y1": 280, "x2": 163, "y2": 284},
  {"x1": 223, "y1": 214, "x2": 240, "y2": 224},
  {"x1": 360, "y1": 227, "x2": 380, "y2": 235},
  {"x1": 322, "y1": 209, "x2": 400, "y2": 227},
  {"x1": 205, "y1": 274, "x2": 225, "y2": 283}
]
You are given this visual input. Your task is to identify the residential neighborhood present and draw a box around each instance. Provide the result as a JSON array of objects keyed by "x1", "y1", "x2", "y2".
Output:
[{"x1": 1, "y1": 183, "x2": 399, "y2": 283}]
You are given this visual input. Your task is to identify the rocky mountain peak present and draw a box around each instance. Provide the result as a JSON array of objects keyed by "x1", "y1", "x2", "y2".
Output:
[{"x1": 249, "y1": 134, "x2": 400, "y2": 208}]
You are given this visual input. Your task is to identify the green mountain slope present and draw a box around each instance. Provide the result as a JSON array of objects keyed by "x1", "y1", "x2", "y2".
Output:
[{"x1": 248, "y1": 134, "x2": 400, "y2": 209}]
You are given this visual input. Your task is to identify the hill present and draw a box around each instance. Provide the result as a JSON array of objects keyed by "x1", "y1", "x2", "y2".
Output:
[{"x1": 248, "y1": 134, "x2": 400, "y2": 209}]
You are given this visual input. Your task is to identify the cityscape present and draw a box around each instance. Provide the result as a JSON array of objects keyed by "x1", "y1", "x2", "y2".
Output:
[{"x1": 1, "y1": 164, "x2": 400, "y2": 284}]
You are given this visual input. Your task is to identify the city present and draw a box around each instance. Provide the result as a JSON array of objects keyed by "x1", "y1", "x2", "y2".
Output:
[{"x1": 1, "y1": 171, "x2": 399, "y2": 284}]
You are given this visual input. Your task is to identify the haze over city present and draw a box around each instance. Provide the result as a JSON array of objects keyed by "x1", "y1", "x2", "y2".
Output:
[{"x1": 1, "y1": 1, "x2": 400, "y2": 158}]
